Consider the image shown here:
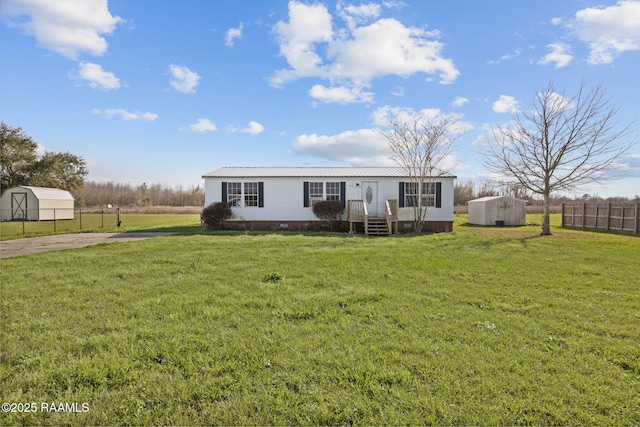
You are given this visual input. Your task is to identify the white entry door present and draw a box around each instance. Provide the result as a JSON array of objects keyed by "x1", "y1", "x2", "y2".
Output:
[{"x1": 362, "y1": 181, "x2": 378, "y2": 216}]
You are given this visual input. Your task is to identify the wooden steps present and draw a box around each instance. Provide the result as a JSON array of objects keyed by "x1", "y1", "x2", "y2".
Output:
[
  {"x1": 348, "y1": 199, "x2": 398, "y2": 236},
  {"x1": 366, "y1": 217, "x2": 390, "y2": 236}
]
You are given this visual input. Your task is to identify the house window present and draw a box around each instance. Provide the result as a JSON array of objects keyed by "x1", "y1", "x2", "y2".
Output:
[
  {"x1": 227, "y1": 182, "x2": 242, "y2": 206},
  {"x1": 225, "y1": 181, "x2": 261, "y2": 207},
  {"x1": 326, "y1": 182, "x2": 340, "y2": 201},
  {"x1": 309, "y1": 182, "x2": 323, "y2": 206},
  {"x1": 244, "y1": 182, "x2": 258, "y2": 207},
  {"x1": 304, "y1": 181, "x2": 345, "y2": 207},
  {"x1": 422, "y1": 183, "x2": 436, "y2": 207},
  {"x1": 404, "y1": 182, "x2": 436, "y2": 207}
]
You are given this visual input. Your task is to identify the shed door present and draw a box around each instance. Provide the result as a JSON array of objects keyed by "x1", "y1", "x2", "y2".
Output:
[
  {"x1": 11, "y1": 192, "x2": 27, "y2": 220},
  {"x1": 362, "y1": 181, "x2": 378, "y2": 217}
]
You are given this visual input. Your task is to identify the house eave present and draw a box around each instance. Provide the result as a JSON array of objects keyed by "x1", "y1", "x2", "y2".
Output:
[{"x1": 202, "y1": 167, "x2": 457, "y2": 180}]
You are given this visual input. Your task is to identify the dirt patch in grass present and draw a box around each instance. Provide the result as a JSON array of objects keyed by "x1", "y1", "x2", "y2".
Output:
[{"x1": 0, "y1": 232, "x2": 175, "y2": 258}]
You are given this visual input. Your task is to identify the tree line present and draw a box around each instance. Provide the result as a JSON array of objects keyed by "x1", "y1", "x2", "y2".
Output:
[
  {"x1": 77, "y1": 181, "x2": 204, "y2": 208},
  {"x1": 454, "y1": 180, "x2": 638, "y2": 206}
]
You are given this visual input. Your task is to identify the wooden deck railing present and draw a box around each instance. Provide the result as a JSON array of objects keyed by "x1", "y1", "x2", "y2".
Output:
[
  {"x1": 385, "y1": 199, "x2": 399, "y2": 234},
  {"x1": 363, "y1": 202, "x2": 369, "y2": 235},
  {"x1": 348, "y1": 200, "x2": 368, "y2": 234},
  {"x1": 349, "y1": 199, "x2": 399, "y2": 235},
  {"x1": 348, "y1": 199, "x2": 365, "y2": 221}
]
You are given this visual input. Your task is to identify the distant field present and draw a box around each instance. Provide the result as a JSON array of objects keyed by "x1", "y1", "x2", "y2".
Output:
[{"x1": 1, "y1": 219, "x2": 638, "y2": 425}]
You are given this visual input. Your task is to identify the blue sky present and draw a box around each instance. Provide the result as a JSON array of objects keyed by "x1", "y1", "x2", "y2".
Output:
[{"x1": 1, "y1": 0, "x2": 639, "y2": 198}]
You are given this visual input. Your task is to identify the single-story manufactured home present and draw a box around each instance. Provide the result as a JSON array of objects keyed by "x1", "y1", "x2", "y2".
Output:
[
  {"x1": 0, "y1": 186, "x2": 75, "y2": 221},
  {"x1": 202, "y1": 167, "x2": 455, "y2": 234},
  {"x1": 468, "y1": 195, "x2": 526, "y2": 226}
]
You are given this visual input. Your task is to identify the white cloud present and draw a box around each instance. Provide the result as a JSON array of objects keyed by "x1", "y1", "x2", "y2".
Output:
[
  {"x1": 616, "y1": 154, "x2": 640, "y2": 178},
  {"x1": 270, "y1": 1, "x2": 459, "y2": 104},
  {"x1": 539, "y1": 43, "x2": 573, "y2": 68},
  {"x1": 371, "y1": 105, "x2": 472, "y2": 135},
  {"x1": 35, "y1": 143, "x2": 48, "y2": 157},
  {"x1": 292, "y1": 124, "x2": 468, "y2": 169},
  {"x1": 337, "y1": 1, "x2": 381, "y2": 30},
  {"x1": 391, "y1": 86, "x2": 404, "y2": 97},
  {"x1": 500, "y1": 48, "x2": 523, "y2": 61},
  {"x1": 228, "y1": 121, "x2": 265, "y2": 135},
  {"x1": 492, "y1": 95, "x2": 519, "y2": 114},
  {"x1": 292, "y1": 104, "x2": 472, "y2": 167},
  {"x1": 568, "y1": 0, "x2": 640, "y2": 64},
  {"x1": 292, "y1": 128, "x2": 392, "y2": 165},
  {"x1": 0, "y1": 0, "x2": 122, "y2": 59},
  {"x1": 309, "y1": 84, "x2": 374, "y2": 104},
  {"x1": 188, "y1": 118, "x2": 217, "y2": 133},
  {"x1": 487, "y1": 47, "x2": 533, "y2": 65},
  {"x1": 452, "y1": 96, "x2": 469, "y2": 108},
  {"x1": 271, "y1": 1, "x2": 333, "y2": 87},
  {"x1": 225, "y1": 22, "x2": 243, "y2": 47},
  {"x1": 93, "y1": 108, "x2": 157, "y2": 121},
  {"x1": 328, "y1": 18, "x2": 458, "y2": 83},
  {"x1": 240, "y1": 121, "x2": 264, "y2": 135},
  {"x1": 73, "y1": 62, "x2": 120, "y2": 90},
  {"x1": 169, "y1": 64, "x2": 200, "y2": 94},
  {"x1": 545, "y1": 91, "x2": 575, "y2": 112},
  {"x1": 373, "y1": 105, "x2": 445, "y2": 126},
  {"x1": 470, "y1": 123, "x2": 497, "y2": 148}
]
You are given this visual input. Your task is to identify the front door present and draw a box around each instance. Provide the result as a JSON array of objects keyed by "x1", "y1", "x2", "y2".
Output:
[
  {"x1": 11, "y1": 192, "x2": 27, "y2": 220},
  {"x1": 362, "y1": 181, "x2": 378, "y2": 216}
]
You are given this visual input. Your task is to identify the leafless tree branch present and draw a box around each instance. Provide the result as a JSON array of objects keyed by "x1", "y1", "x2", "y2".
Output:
[
  {"x1": 481, "y1": 81, "x2": 636, "y2": 234},
  {"x1": 380, "y1": 112, "x2": 460, "y2": 231}
]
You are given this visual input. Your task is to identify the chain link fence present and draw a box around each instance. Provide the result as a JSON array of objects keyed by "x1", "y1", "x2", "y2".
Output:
[{"x1": 0, "y1": 208, "x2": 122, "y2": 237}]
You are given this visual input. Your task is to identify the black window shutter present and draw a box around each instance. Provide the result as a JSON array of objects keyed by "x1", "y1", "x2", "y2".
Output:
[
  {"x1": 435, "y1": 182, "x2": 442, "y2": 208},
  {"x1": 398, "y1": 182, "x2": 405, "y2": 208},
  {"x1": 222, "y1": 182, "x2": 227, "y2": 202},
  {"x1": 303, "y1": 182, "x2": 309, "y2": 207},
  {"x1": 258, "y1": 182, "x2": 264, "y2": 208},
  {"x1": 340, "y1": 182, "x2": 346, "y2": 208}
]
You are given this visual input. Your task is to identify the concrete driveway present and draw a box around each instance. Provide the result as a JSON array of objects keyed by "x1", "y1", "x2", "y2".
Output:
[{"x1": 0, "y1": 232, "x2": 175, "y2": 259}]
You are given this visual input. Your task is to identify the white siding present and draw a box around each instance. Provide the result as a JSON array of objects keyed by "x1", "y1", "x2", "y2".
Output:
[{"x1": 204, "y1": 176, "x2": 455, "y2": 222}]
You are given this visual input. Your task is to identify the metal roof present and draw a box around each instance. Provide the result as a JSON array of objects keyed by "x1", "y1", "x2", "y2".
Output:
[
  {"x1": 203, "y1": 167, "x2": 456, "y2": 179},
  {"x1": 19, "y1": 186, "x2": 75, "y2": 200}
]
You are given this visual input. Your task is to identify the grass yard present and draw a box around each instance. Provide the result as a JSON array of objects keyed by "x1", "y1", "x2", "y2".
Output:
[
  {"x1": 0, "y1": 213, "x2": 202, "y2": 240},
  {"x1": 1, "y1": 220, "x2": 639, "y2": 425}
]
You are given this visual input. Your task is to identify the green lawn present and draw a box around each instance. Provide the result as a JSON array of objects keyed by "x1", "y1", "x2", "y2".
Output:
[
  {"x1": 0, "y1": 213, "x2": 202, "y2": 240},
  {"x1": 1, "y1": 219, "x2": 638, "y2": 425}
]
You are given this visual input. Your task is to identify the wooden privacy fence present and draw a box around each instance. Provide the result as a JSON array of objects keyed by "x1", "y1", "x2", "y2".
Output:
[{"x1": 561, "y1": 203, "x2": 639, "y2": 235}]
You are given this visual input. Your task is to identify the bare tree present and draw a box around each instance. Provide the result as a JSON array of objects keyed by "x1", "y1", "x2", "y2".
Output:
[
  {"x1": 476, "y1": 179, "x2": 499, "y2": 198},
  {"x1": 381, "y1": 113, "x2": 460, "y2": 231},
  {"x1": 454, "y1": 180, "x2": 475, "y2": 206},
  {"x1": 482, "y1": 81, "x2": 635, "y2": 235},
  {"x1": 500, "y1": 182, "x2": 531, "y2": 200}
]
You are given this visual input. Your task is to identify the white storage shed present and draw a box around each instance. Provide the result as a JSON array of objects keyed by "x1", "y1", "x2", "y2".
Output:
[
  {"x1": 0, "y1": 186, "x2": 75, "y2": 221},
  {"x1": 468, "y1": 195, "x2": 526, "y2": 226}
]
